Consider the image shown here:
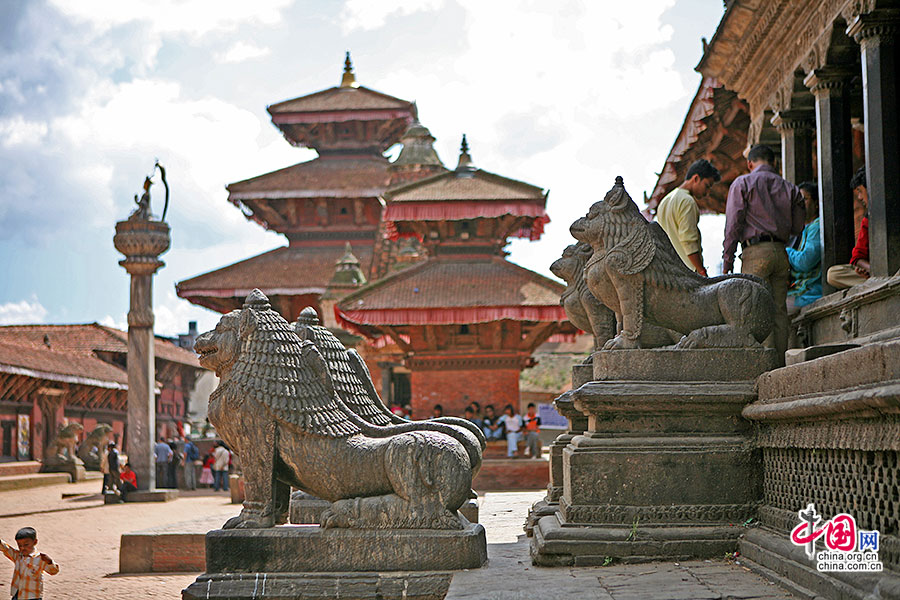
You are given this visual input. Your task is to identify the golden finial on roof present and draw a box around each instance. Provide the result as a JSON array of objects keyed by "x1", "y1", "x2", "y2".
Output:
[
  {"x1": 457, "y1": 134, "x2": 473, "y2": 170},
  {"x1": 340, "y1": 51, "x2": 358, "y2": 88}
]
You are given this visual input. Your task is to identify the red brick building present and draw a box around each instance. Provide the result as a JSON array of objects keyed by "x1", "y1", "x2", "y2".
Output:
[{"x1": 0, "y1": 324, "x2": 202, "y2": 461}]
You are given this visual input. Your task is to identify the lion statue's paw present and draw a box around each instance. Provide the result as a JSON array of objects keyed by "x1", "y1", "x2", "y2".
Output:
[
  {"x1": 602, "y1": 334, "x2": 640, "y2": 351},
  {"x1": 222, "y1": 512, "x2": 273, "y2": 530},
  {"x1": 674, "y1": 335, "x2": 696, "y2": 350}
]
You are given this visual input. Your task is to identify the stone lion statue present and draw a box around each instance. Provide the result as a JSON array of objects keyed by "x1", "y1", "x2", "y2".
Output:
[
  {"x1": 570, "y1": 177, "x2": 775, "y2": 350},
  {"x1": 552, "y1": 242, "x2": 616, "y2": 352},
  {"x1": 195, "y1": 290, "x2": 481, "y2": 530},
  {"x1": 77, "y1": 423, "x2": 113, "y2": 469},
  {"x1": 47, "y1": 423, "x2": 84, "y2": 463},
  {"x1": 551, "y1": 243, "x2": 680, "y2": 351}
]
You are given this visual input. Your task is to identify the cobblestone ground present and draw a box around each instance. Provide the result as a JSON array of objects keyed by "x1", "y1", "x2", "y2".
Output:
[
  {"x1": 0, "y1": 480, "x2": 239, "y2": 599},
  {"x1": 447, "y1": 492, "x2": 795, "y2": 600},
  {"x1": 0, "y1": 483, "x2": 793, "y2": 599}
]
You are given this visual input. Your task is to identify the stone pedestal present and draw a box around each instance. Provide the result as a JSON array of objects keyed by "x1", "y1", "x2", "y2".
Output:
[
  {"x1": 530, "y1": 348, "x2": 777, "y2": 566},
  {"x1": 287, "y1": 492, "x2": 479, "y2": 525},
  {"x1": 42, "y1": 460, "x2": 85, "y2": 482},
  {"x1": 525, "y1": 386, "x2": 589, "y2": 536},
  {"x1": 288, "y1": 490, "x2": 332, "y2": 524},
  {"x1": 183, "y1": 523, "x2": 486, "y2": 600}
]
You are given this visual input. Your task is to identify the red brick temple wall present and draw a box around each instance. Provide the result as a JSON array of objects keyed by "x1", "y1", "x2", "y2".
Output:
[{"x1": 410, "y1": 368, "x2": 520, "y2": 419}]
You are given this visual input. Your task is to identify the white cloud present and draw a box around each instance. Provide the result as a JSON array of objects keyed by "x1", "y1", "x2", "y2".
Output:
[
  {"x1": 365, "y1": 0, "x2": 688, "y2": 278},
  {"x1": 0, "y1": 117, "x2": 49, "y2": 147},
  {"x1": 48, "y1": 0, "x2": 294, "y2": 37},
  {"x1": 217, "y1": 42, "x2": 271, "y2": 63},
  {"x1": 0, "y1": 297, "x2": 48, "y2": 325},
  {"x1": 51, "y1": 77, "x2": 298, "y2": 232},
  {"x1": 340, "y1": 0, "x2": 444, "y2": 32},
  {"x1": 99, "y1": 313, "x2": 127, "y2": 332}
]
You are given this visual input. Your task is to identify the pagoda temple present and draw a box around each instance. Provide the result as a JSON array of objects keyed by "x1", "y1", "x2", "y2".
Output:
[
  {"x1": 176, "y1": 54, "x2": 417, "y2": 319},
  {"x1": 336, "y1": 136, "x2": 570, "y2": 417},
  {"x1": 177, "y1": 55, "x2": 573, "y2": 414}
]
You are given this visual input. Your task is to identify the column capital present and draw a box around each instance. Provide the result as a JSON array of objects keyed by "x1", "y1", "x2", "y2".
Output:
[
  {"x1": 771, "y1": 110, "x2": 816, "y2": 131},
  {"x1": 847, "y1": 9, "x2": 900, "y2": 45},
  {"x1": 804, "y1": 66, "x2": 856, "y2": 94}
]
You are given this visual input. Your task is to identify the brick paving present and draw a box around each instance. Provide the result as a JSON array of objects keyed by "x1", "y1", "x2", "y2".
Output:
[
  {"x1": 0, "y1": 480, "x2": 238, "y2": 599},
  {"x1": 0, "y1": 482, "x2": 793, "y2": 599}
]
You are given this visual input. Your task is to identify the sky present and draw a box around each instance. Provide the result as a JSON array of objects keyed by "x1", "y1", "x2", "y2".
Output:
[{"x1": 0, "y1": 0, "x2": 727, "y2": 337}]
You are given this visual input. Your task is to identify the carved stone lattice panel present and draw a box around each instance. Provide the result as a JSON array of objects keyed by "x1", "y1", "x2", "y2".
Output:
[{"x1": 762, "y1": 447, "x2": 899, "y2": 569}]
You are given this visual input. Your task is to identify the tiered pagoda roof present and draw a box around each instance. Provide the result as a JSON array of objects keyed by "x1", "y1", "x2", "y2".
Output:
[
  {"x1": 337, "y1": 137, "x2": 570, "y2": 339},
  {"x1": 383, "y1": 136, "x2": 550, "y2": 244},
  {"x1": 336, "y1": 256, "x2": 565, "y2": 332},
  {"x1": 267, "y1": 52, "x2": 416, "y2": 153},
  {"x1": 176, "y1": 243, "x2": 375, "y2": 315}
]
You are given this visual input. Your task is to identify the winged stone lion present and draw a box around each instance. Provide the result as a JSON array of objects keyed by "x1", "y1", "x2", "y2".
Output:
[
  {"x1": 570, "y1": 176, "x2": 776, "y2": 350},
  {"x1": 195, "y1": 290, "x2": 480, "y2": 530}
]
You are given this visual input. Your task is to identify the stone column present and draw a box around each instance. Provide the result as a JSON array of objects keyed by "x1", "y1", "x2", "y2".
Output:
[
  {"x1": 805, "y1": 67, "x2": 857, "y2": 293},
  {"x1": 849, "y1": 11, "x2": 900, "y2": 277},
  {"x1": 114, "y1": 219, "x2": 170, "y2": 491},
  {"x1": 771, "y1": 110, "x2": 815, "y2": 184}
]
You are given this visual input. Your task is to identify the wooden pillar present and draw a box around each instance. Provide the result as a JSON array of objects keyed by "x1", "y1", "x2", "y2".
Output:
[
  {"x1": 771, "y1": 110, "x2": 816, "y2": 184},
  {"x1": 805, "y1": 67, "x2": 857, "y2": 293},
  {"x1": 849, "y1": 12, "x2": 900, "y2": 277}
]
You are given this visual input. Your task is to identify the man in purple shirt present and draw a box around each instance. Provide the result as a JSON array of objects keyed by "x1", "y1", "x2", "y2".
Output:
[{"x1": 723, "y1": 144, "x2": 805, "y2": 362}]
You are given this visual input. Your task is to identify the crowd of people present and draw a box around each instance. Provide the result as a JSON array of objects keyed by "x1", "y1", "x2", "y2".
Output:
[
  {"x1": 459, "y1": 401, "x2": 542, "y2": 459},
  {"x1": 94, "y1": 435, "x2": 233, "y2": 500},
  {"x1": 657, "y1": 144, "x2": 871, "y2": 359},
  {"x1": 386, "y1": 399, "x2": 546, "y2": 458}
]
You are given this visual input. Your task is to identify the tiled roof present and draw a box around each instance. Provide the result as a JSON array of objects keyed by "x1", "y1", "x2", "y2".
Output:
[
  {"x1": 647, "y1": 77, "x2": 750, "y2": 214},
  {"x1": 227, "y1": 155, "x2": 391, "y2": 199},
  {"x1": 0, "y1": 324, "x2": 199, "y2": 368},
  {"x1": 337, "y1": 257, "x2": 564, "y2": 314},
  {"x1": 384, "y1": 169, "x2": 545, "y2": 202},
  {"x1": 0, "y1": 340, "x2": 127, "y2": 388},
  {"x1": 268, "y1": 86, "x2": 412, "y2": 114},
  {"x1": 177, "y1": 243, "x2": 375, "y2": 297}
]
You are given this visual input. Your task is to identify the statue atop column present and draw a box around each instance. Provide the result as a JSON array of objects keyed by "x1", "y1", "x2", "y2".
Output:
[
  {"x1": 113, "y1": 161, "x2": 172, "y2": 497},
  {"x1": 128, "y1": 161, "x2": 169, "y2": 222}
]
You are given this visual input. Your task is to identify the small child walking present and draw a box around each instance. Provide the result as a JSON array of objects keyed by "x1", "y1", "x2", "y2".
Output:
[{"x1": 1, "y1": 527, "x2": 59, "y2": 599}]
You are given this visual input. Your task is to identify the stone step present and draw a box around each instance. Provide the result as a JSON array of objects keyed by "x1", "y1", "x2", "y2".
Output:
[
  {"x1": 756, "y1": 339, "x2": 900, "y2": 401},
  {"x1": 794, "y1": 274, "x2": 900, "y2": 347},
  {"x1": 0, "y1": 461, "x2": 42, "y2": 477},
  {"x1": 0, "y1": 472, "x2": 71, "y2": 491}
]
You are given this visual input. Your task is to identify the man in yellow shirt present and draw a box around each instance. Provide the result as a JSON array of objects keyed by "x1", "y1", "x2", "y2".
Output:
[{"x1": 656, "y1": 159, "x2": 721, "y2": 276}]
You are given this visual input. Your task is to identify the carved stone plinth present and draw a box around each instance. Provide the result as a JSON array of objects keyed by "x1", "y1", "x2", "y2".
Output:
[
  {"x1": 203, "y1": 523, "x2": 486, "y2": 573},
  {"x1": 288, "y1": 491, "x2": 479, "y2": 525},
  {"x1": 184, "y1": 523, "x2": 485, "y2": 599},
  {"x1": 288, "y1": 491, "x2": 332, "y2": 524},
  {"x1": 525, "y1": 387, "x2": 589, "y2": 536},
  {"x1": 41, "y1": 460, "x2": 85, "y2": 482},
  {"x1": 530, "y1": 348, "x2": 776, "y2": 566}
]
